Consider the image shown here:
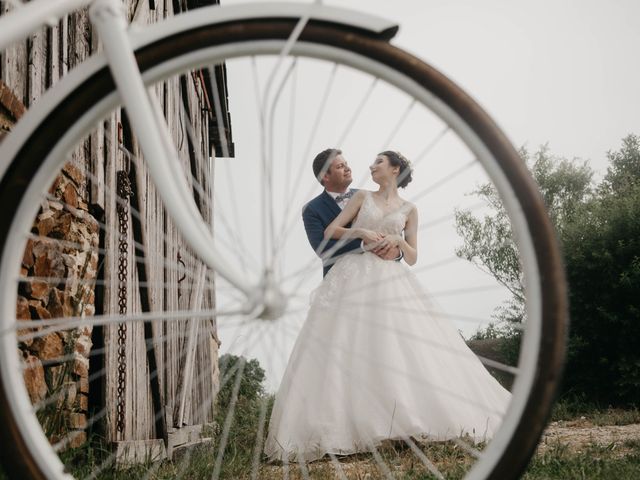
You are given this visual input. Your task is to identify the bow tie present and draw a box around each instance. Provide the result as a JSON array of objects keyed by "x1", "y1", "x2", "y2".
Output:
[{"x1": 335, "y1": 191, "x2": 354, "y2": 203}]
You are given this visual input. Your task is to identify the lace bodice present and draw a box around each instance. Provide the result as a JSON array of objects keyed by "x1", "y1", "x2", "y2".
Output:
[{"x1": 352, "y1": 191, "x2": 412, "y2": 236}]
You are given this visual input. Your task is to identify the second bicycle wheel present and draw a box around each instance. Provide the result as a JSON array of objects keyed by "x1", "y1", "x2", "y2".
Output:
[{"x1": 0, "y1": 7, "x2": 567, "y2": 480}]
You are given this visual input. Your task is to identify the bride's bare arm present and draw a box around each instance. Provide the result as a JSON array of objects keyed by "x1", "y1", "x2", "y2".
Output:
[
  {"x1": 324, "y1": 191, "x2": 383, "y2": 244},
  {"x1": 378, "y1": 205, "x2": 418, "y2": 265}
]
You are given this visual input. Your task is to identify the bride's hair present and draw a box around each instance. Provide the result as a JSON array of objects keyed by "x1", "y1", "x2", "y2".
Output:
[{"x1": 379, "y1": 150, "x2": 413, "y2": 188}]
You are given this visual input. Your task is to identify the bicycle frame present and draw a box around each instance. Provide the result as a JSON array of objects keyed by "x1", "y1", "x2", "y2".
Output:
[{"x1": 0, "y1": 0, "x2": 395, "y2": 312}]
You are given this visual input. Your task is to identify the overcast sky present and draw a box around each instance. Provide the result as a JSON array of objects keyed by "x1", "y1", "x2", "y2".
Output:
[
  {"x1": 215, "y1": 0, "x2": 640, "y2": 391},
  {"x1": 330, "y1": 0, "x2": 640, "y2": 174},
  {"x1": 219, "y1": 0, "x2": 640, "y2": 172}
]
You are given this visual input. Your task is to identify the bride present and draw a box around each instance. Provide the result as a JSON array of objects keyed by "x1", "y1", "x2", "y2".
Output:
[{"x1": 264, "y1": 151, "x2": 511, "y2": 463}]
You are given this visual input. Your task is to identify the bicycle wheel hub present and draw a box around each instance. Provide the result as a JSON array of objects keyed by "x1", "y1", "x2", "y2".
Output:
[{"x1": 252, "y1": 269, "x2": 288, "y2": 320}]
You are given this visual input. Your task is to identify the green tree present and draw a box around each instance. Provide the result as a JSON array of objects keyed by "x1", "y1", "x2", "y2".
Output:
[
  {"x1": 213, "y1": 354, "x2": 273, "y2": 475},
  {"x1": 457, "y1": 135, "x2": 640, "y2": 405},
  {"x1": 455, "y1": 145, "x2": 593, "y2": 327},
  {"x1": 216, "y1": 354, "x2": 267, "y2": 410},
  {"x1": 599, "y1": 134, "x2": 640, "y2": 194},
  {"x1": 562, "y1": 135, "x2": 640, "y2": 404}
]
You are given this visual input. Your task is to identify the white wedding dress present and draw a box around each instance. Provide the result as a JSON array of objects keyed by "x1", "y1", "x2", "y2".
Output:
[{"x1": 264, "y1": 192, "x2": 510, "y2": 463}]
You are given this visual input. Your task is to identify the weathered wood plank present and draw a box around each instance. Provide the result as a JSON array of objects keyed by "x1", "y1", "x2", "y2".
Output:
[
  {"x1": 103, "y1": 111, "x2": 120, "y2": 441},
  {"x1": 114, "y1": 439, "x2": 167, "y2": 466},
  {"x1": 89, "y1": 120, "x2": 106, "y2": 212},
  {"x1": 89, "y1": 23, "x2": 105, "y2": 211},
  {"x1": 166, "y1": 423, "x2": 214, "y2": 459},
  {"x1": 1, "y1": 5, "x2": 29, "y2": 107},
  {"x1": 67, "y1": 8, "x2": 91, "y2": 71},
  {"x1": 174, "y1": 264, "x2": 206, "y2": 427},
  {"x1": 47, "y1": 24, "x2": 58, "y2": 88},
  {"x1": 28, "y1": 27, "x2": 47, "y2": 106},
  {"x1": 128, "y1": 132, "x2": 155, "y2": 442},
  {"x1": 59, "y1": 15, "x2": 69, "y2": 78}
]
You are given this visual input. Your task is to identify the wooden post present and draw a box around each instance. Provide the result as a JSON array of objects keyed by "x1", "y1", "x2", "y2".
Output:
[{"x1": 175, "y1": 264, "x2": 207, "y2": 428}]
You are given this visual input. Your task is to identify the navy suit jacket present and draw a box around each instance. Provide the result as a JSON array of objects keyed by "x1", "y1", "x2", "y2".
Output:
[{"x1": 302, "y1": 189, "x2": 362, "y2": 277}]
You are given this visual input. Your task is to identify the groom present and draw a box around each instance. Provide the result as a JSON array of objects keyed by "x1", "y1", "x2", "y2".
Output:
[{"x1": 302, "y1": 148, "x2": 401, "y2": 276}]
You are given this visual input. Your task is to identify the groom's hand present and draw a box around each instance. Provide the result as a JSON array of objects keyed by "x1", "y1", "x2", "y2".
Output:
[{"x1": 375, "y1": 245, "x2": 402, "y2": 260}]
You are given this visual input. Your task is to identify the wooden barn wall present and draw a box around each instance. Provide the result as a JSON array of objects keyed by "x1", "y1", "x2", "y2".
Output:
[{"x1": 1, "y1": 0, "x2": 220, "y2": 446}]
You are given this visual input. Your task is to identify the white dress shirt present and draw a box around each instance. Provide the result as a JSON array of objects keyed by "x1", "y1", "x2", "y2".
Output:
[{"x1": 327, "y1": 189, "x2": 352, "y2": 210}]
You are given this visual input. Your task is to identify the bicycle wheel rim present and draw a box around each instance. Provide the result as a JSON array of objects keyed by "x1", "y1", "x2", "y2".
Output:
[{"x1": 0, "y1": 19, "x2": 567, "y2": 480}]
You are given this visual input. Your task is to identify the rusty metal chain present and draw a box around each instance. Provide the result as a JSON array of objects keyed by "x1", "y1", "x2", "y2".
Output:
[
  {"x1": 177, "y1": 251, "x2": 186, "y2": 300},
  {"x1": 116, "y1": 169, "x2": 132, "y2": 434}
]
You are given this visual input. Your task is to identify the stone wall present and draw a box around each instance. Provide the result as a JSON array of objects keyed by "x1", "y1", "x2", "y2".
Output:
[
  {"x1": 18, "y1": 163, "x2": 99, "y2": 448},
  {"x1": 3, "y1": 73, "x2": 97, "y2": 448}
]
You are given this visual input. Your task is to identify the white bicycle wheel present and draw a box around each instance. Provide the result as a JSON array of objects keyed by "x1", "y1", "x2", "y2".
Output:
[{"x1": 0, "y1": 7, "x2": 566, "y2": 480}]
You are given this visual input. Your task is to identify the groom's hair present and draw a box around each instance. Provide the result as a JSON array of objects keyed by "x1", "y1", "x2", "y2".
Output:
[{"x1": 312, "y1": 148, "x2": 342, "y2": 185}]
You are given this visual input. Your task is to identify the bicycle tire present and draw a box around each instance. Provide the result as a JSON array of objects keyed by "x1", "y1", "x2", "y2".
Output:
[{"x1": 0, "y1": 15, "x2": 567, "y2": 480}]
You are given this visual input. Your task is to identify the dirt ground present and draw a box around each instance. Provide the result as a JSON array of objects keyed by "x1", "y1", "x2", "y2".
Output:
[{"x1": 539, "y1": 419, "x2": 640, "y2": 456}]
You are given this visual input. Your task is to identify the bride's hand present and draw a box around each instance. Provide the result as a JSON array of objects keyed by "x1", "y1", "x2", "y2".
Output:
[
  {"x1": 378, "y1": 234, "x2": 401, "y2": 250},
  {"x1": 359, "y1": 229, "x2": 384, "y2": 247}
]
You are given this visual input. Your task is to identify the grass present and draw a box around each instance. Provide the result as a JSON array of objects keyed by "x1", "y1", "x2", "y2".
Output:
[
  {"x1": 2, "y1": 380, "x2": 638, "y2": 479},
  {"x1": 1, "y1": 427, "x2": 639, "y2": 479},
  {"x1": 551, "y1": 398, "x2": 640, "y2": 426},
  {"x1": 524, "y1": 443, "x2": 640, "y2": 479},
  {"x1": 57, "y1": 435, "x2": 640, "y2": 479}
]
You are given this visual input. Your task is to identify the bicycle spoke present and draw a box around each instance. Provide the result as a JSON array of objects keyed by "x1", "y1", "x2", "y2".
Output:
[
  {"x1": 400, "y1": 435, "x2": 446, "y2": 480},
  {"x1": 275, "y1": 321, "x2": 507, "y2": 416},
  {"x1": 365, "y1": 97, "x2": 417, "y2": 185},
  {"x1": 281, "y1": 202, "x2": 488, "y2": 298},
  {"x1": 212, "y1": 355, "x2": 247, "y2": 479},
  {"x1": 204, "y1": 65, "x2": 257, "y2": 276},
  {"x1": 278, "y1": 77, "x2": 378, "y2": 255},
  {"x1": 272, "y1": 300, "x2": 519, "y2": 369},
  {"x1": 249, "y1": 389, "x2": 270, "y2": 478},
  {"x1": 277, "y1": 160, "x2": 487, "y2": 293},
  {"x1": 409, "y1": 158, "x2": 478, "y2": 203},
  {"x1": 477, "y1": 356, "x2": 520, "y2": 376},
  {"x1": 281, "y1": 60, "x2": 298, "y2": 221},
  {"x1": 323, "y1": 452, "x2": 346, "y2": 479},
  {"x1": 354, "y1": 98, "x2": 416, "y2": 187},
  {"x1": 430, "y1": 284, "x2": 506, "y2": 298},
  {"x1": 266, "y1": 58, "x2": 298, "y2": 269},
  {"x1": 413, "y1": 126, "x2": 451, "y2": 167},
  {"x1": 275, "y1": 62, "x2": 339, "y2": 249},
  {"x1": 82, "y1": 453, "x2": 116, "y2": 480},
  {"x1": 368, "y1": 442, "x2": 394, "y2": 480},
  {"x1": 419, "y1": 201, "x2": 485, "y2": 230},
  {"x1": 335, "y1": 77, "x2": 379, "y2": 147},
  {"x1": 44, "y1": 165, "x2": 223, "y2": 290},
  {"x1": 296, "y1": 454, "x2": 311, "y2": 480},
  {"x1": 11, "y1": 307, "x2": 243, "y2": 342},
  {"x1": 271, "y1": 321, "x2": 499, "y2": 474},
  {"x1": 121, "y1": 112, "x2": 254, "y2": 274},
  {"x1": 52, "y1": 408, "x2": 107, "y2": 453},
  {"x1": 155, "y1": 324, "x2": 239, "y2": 478},
  {"x1": 18, "y1": 274, "x2": 220, "y2": 294},
  {"x1": 28, "y1": 321, "x2": 219, "y2": 414},
  {"x1": 454, "y1": 438, "x2": 482, "y2": 459}
]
